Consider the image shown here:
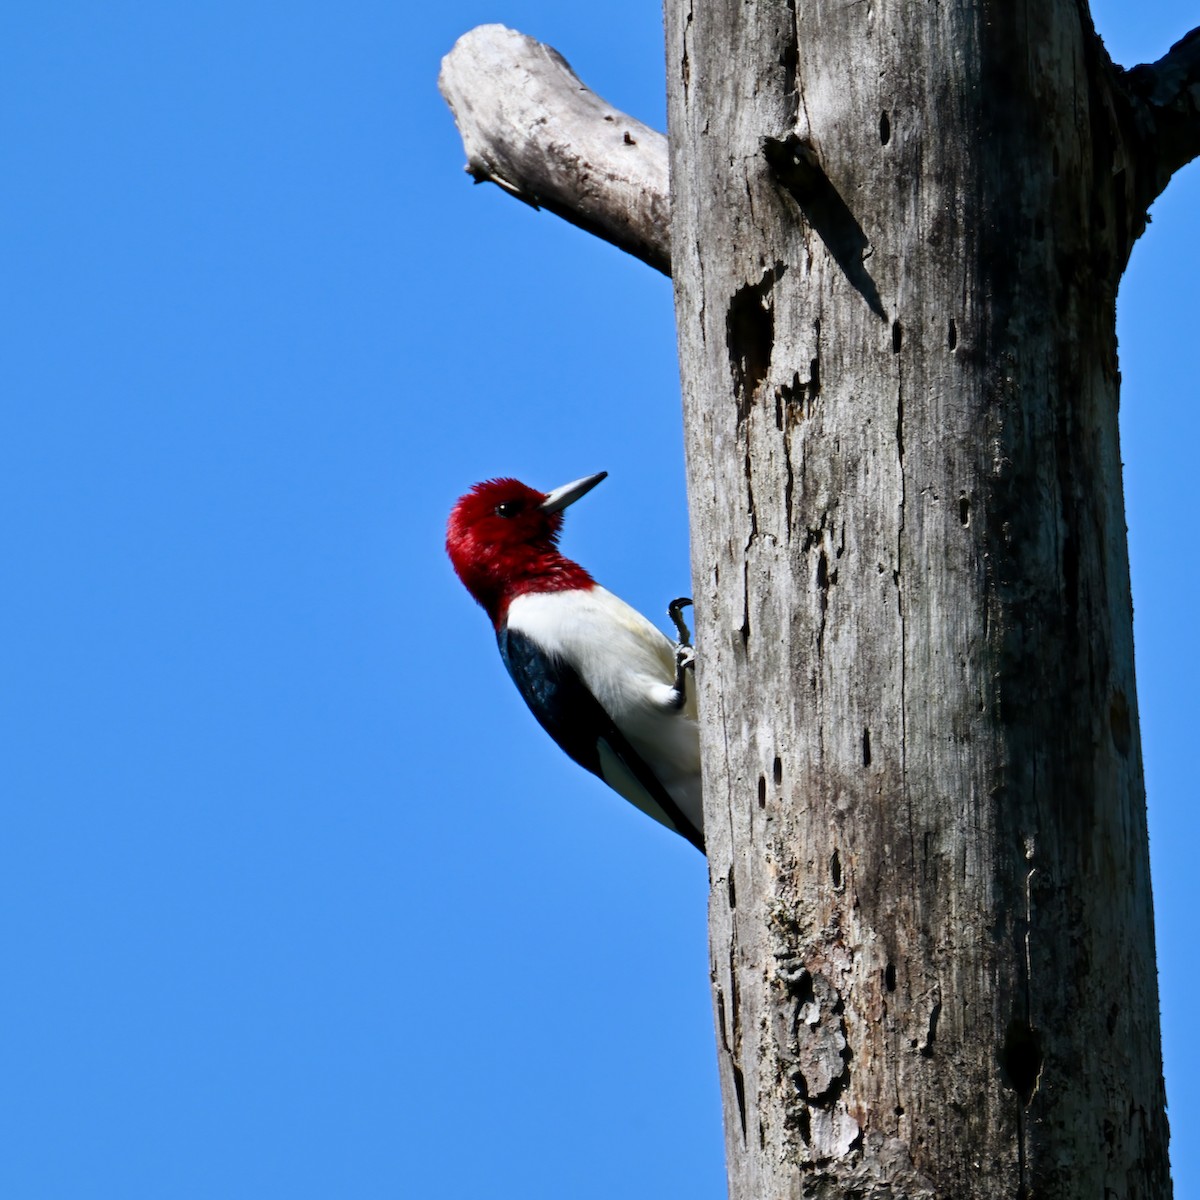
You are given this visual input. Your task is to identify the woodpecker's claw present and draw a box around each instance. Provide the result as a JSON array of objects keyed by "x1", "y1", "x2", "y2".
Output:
[
  {"x1": 667, "y1": 599, "x2": 696, "y2": 708},
  {"x1": 667, "y1": 642, "x2": 696, "y2": 710},
  {"x1": 668, "y1": 597, "x2": 694, "y2": 648}
]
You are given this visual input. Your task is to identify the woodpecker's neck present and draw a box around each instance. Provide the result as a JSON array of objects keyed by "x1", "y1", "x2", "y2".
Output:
[{"x1": 462, "y1": 545, "x2": 595, "y2": 628}]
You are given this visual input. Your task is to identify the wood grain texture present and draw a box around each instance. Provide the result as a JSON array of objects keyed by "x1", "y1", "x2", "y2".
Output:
[
  {"x1": 664, "y1": 1, "x2": 1172, "y2": 1195},
  {"x1": 438, "y1": 25, "x2": 670, "y2": 273}
]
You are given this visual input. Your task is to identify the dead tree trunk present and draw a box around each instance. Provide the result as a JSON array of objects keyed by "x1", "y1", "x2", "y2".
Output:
[
  {"x1": 441, "y1": 11, "x2": 1200, "y2": 1198},
  {"x1": 667, "y1": 5, "x2": 1192, "y2": 1198}
]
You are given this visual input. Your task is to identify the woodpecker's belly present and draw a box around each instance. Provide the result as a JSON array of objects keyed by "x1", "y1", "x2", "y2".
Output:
[{"x1": 505, "y1": 587, "x2": 703, "y2": 834}]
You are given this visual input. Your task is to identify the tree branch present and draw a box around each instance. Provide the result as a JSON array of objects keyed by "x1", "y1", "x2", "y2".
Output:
[
  {"x1": 1120, "y1": 25, "x2": 1200, "y2": 208},
  {"x1": 438, "y1": 25, "x2": 671, "y2": 275}
]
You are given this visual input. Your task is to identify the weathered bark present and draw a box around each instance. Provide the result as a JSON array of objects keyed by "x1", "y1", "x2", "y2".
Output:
[
  {"x1": 665, "y1": 3, "x2": 1175, "y2": 1198},
  {"x1": 438, "y1": 25, "x2": 670, "y2": 273}
]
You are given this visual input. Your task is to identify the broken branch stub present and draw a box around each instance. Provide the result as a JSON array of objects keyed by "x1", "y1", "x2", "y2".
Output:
[
  {"x1": 438, "y1": 24, "x2": 671, "y2": 274},
  {"x1": 1121, "y1": 25, "x2": 1200, "y2": 211}
]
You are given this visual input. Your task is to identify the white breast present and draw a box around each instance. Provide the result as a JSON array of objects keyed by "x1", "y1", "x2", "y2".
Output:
[{"x1": 506, "y1": 587, "x2": 703, "y2": 833}]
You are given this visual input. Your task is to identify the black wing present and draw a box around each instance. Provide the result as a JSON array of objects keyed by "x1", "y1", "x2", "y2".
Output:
[{"x1": 497, "y1": 626, "x2": 704, "y2": 853}]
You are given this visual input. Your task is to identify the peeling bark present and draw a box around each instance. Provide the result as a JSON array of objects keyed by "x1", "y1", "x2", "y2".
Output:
[{"x1": 438, "y1": 25, "x2": 670, "y2": 272}]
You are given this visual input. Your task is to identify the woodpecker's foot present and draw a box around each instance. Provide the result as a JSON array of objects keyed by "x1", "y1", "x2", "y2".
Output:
[
  {"x1": 667, "y1": 648, "x2": 696, "y2": 710},
  {"x1": 668, "y1": 597, "x2": 694, "y2": 647},
  {"x1": 665, "y1": 598, "x2": 695, "y2": 708},
  {"x1": 667, "y1": 641, "x2": 696, "y2": 711},
  {"x1": 675, "y1": 641, "x2": 696, "y2": 674}
]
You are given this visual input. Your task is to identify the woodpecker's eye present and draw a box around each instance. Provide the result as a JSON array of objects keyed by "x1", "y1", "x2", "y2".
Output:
[{"x1": 494, "y1": 500, "x2": 523, "y2": 518}]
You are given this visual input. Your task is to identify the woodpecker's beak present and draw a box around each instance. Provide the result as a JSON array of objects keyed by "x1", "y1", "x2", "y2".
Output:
[{"x1": 540, "y1": 471, "x2": 608, "y2": 514}]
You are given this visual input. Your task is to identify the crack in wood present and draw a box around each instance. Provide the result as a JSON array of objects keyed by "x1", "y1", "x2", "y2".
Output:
[
  {"x1": 780, "y1": 0, "x2": 798, "y2": 115},
  {"x1": 740, "y1": 559, "x2": 752, "y2": 648},
  {"x1": 816, "y1": 548, "x2": 830, "y2": 657},
  {"x1": 729, "y1": 939, "x2": 748, "y2": 1138}
]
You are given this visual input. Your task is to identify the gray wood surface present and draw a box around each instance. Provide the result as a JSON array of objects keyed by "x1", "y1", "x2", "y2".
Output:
[
  {"x1": 439, "y1": 25, "x2": 670, "y2": 273},
  {"x1": 664, "y1": 3, "x2": 1182, "y2": 1196}
]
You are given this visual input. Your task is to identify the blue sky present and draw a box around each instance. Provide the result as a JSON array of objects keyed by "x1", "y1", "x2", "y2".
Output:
[{"x1": 2, "y1": 3, "x2": 1195, "y2": 1197}]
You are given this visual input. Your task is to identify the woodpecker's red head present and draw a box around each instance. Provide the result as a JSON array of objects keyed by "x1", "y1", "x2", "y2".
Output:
[{"x1": 446, "y1": 472, "x2": 606, "y2": 624}]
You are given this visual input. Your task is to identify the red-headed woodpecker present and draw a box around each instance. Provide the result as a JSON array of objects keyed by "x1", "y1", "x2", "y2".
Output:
[{"x1": 446, "y1": 472, "x2": 704, "y2": 852}]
